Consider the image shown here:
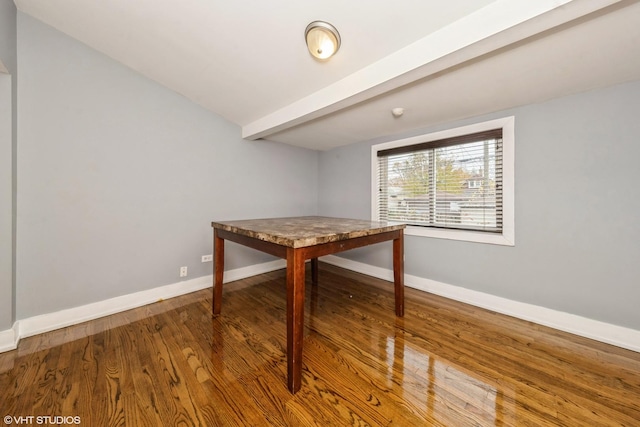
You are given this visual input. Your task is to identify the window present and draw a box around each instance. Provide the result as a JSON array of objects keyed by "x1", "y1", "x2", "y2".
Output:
[{"x1": 372, "y1": 117, "x2": 514, "y2": 246}]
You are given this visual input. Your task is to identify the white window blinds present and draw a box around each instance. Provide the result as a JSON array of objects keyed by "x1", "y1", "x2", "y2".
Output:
[{"x1": 377, "y1": 129, "x2": 503, "y2": 233}]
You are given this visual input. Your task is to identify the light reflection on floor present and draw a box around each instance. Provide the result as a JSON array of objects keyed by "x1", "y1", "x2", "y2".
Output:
[{"x1": 384, "y1": 328, "x2": 515, "y2": 426}]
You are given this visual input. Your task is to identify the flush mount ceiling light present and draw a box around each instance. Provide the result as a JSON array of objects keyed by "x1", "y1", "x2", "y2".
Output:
[{"x1": 305, "y1": 21, "x2": 341, "y2": 60}]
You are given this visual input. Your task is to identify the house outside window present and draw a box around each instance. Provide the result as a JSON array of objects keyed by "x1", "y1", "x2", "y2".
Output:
[{"x1": 372, "y1": 117, "x2": 514, "y2": 246}]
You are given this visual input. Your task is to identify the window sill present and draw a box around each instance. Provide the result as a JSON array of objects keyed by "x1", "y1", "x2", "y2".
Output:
[{"x1": 405, "y1": 224, "x2": 514, "y2": 246}]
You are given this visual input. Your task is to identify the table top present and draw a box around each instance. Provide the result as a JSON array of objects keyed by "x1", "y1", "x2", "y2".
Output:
[{"x1": 211, "y1": 216, "x2": 405, "y2": 248}]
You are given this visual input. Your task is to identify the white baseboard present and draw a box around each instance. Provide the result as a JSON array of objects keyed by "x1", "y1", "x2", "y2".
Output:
[
  {"x1": 0, "y1": 259, "x2": 286, "y2": 353},
  {"x1": 0, "y1": 322, "x2": 19, "y2": 352},
  {"x1": 320, "y1": 255, "x2": 640, "y2": 353},
  {"x1": 3, "y1": 256, "x2": 638, "y2": 354},
  {"x1": 224, "y1": 259, "x2": 285, "y2": 283}
]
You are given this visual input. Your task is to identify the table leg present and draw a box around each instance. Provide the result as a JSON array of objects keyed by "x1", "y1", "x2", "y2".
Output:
[
  {"x1": 286, "y1": 248, "x2": 305, "y2": 393},
  {"x1": 311, "y1": 257, "x2": 319, "y2": 285},
  {"x1": 213, "y1": 229, "x2": 224, "y2": 316},
  {"x1": 393, "y1": 231, "x2": 405, "y2": 317}
]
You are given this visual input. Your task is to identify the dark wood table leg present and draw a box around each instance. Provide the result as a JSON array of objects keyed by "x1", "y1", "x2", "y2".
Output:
[
  {"x1": 393, "y1": 230, "x2": 405, "y2": 317},
  {"x1": 311, "y1": 257, "x2": 319, "y2": 285},
  {"x1": 213, "y1": 229, "x2": 224, "y2": 316},
  {"x1": 286, "y1": 247, "x2": 306, "y2": 393}
]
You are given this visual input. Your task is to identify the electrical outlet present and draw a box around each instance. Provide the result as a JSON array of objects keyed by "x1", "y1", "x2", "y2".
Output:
[
  {"x1": 201, "y1": 254, "x2": 213, "y2": 262},
  {"x1": 180, "y1": 266, "x2": 188, "y2": 277}
]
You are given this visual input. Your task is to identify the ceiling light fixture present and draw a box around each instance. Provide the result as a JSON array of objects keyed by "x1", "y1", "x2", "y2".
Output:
[{"x1": 305, "y1": 21, "x2": 341, "y2": 60}]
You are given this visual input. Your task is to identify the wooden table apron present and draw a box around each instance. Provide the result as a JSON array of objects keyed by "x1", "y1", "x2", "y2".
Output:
[{"x1": 212, "y1": 226, "x2": 405, "y2": 394}]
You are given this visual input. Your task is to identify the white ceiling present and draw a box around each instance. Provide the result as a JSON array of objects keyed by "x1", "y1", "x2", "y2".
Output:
[{"x1": 14, "y1": 0, "x2": 640, "y2": 150}]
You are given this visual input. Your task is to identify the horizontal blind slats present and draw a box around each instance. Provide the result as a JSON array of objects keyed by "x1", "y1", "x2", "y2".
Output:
[{"x1": 378, "y1": 135, "x2": 503, "y2": 233}]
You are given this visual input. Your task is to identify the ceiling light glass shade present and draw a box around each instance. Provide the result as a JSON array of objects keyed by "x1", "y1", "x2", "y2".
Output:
[{"x1": 305, "y1": 21, "x2": 341, "y2": 60}]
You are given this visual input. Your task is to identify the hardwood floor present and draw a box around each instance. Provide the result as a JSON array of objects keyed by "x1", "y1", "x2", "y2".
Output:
[{"x1": 1, "y1": 263, "x2": 639, "y2": 426}]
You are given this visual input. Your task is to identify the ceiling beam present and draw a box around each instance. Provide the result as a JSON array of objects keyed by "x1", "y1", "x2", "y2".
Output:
[{"x1": 242, "y1": 0, "x2": 622, "y2": 141}]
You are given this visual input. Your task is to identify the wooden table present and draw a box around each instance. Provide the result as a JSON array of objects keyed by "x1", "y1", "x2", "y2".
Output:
[{"x1": 211, "y1": 216, "x2": 406, "y2": 393}]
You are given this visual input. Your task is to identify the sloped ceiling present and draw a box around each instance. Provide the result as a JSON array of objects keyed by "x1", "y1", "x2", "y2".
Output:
[{"x1": 14, "y1": 0, "x2": 640, "y2": 150}]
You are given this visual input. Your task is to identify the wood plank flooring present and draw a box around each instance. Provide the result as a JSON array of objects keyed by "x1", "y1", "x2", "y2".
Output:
[{"x1": 1, "y1": 263, "x2": 639, "y2": 426}]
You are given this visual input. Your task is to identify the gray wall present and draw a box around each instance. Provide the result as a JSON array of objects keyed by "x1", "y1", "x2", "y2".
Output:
[
  {"x1": 319, "y1": 80, "x2": 640, "y2": 330},
  {"x1": 15, "y1": 13, "x2": 318, "y2": 319},
  {"x1": 0, "y1": 0, "x2": 17, "y2": 331},
  {"x1": 0, "y1": 0, "x2": 16, "y2": 73}
]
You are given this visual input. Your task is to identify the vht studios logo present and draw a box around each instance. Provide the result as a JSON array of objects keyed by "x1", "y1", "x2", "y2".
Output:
[{"x1": 4, "y1": 415, "x2": 81, "y2": 425}]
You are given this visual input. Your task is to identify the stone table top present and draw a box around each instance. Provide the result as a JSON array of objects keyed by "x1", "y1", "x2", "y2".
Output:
[{"x1": 211, "y1": 216, "x2": 406, "y2": 248}]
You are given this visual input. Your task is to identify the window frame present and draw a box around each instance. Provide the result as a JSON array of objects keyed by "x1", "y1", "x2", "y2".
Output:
[{"x1": 371, "y1": 116, "x2": 515, "y2": 246}]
